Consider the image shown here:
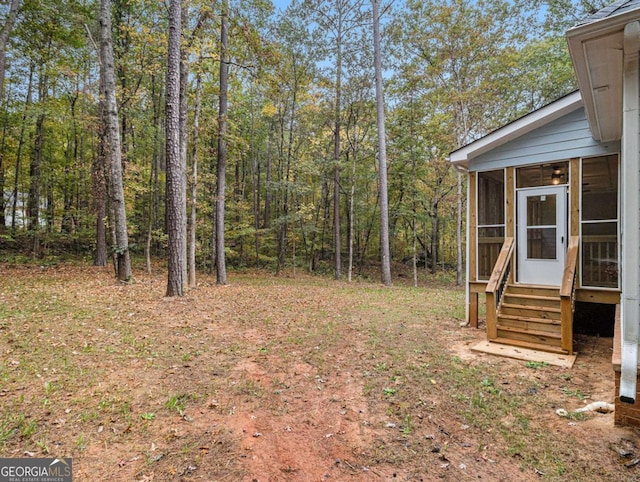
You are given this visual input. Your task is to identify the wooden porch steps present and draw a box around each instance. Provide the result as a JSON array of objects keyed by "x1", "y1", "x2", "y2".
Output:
[
  {"x1": 491, "y1": 337, "x2": 569, "y2": 355},
  {"x1": 494, "y1": 284, "x2": 568, "y2": 354}
]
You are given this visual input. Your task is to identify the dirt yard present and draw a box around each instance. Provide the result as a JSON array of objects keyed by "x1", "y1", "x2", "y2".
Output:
[{"x1": 0, "y1": 263, "x2": 639, "y2": 481}]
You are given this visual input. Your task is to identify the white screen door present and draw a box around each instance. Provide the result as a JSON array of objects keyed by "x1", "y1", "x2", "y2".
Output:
[{"x1": 517, "y1": 186, "x2": 566, "y2": 285}]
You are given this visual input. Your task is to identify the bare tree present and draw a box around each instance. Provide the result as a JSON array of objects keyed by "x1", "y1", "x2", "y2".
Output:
[
  {"x1": 99, "y1": 0, "x2": 131, "y2": 281},
  {"x1": 372, "y1": 0, "x2": 391, "y2": 286},
  {"x1": 165, "y1": 0, "x2": 186, "y2": 296}
]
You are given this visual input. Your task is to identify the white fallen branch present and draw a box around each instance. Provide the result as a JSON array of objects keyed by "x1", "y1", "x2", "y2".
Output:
[{"x1": 556, "y1": 401, "x2": 615, "y2": 418}]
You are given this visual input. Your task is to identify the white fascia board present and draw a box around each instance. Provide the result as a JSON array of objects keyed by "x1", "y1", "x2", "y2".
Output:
[{"x1": 448, "y1": 92, "x2": 583, "y2": 167}]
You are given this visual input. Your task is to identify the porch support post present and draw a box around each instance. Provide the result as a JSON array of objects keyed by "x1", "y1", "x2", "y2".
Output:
[
  {"x1": 469, "y1": 291, "x2": 478, "y2": 328},
  {"x1": 468, "y1": 172, "x2": 478, "y2": 327},
  {"x1": 569, "y1": 158, "x2": 580, "y2": 239},
  {"x1": 506, "y1": 168, "x2": 515, "y2": 284},
  {"x1": 620, "y1": 21, "x2": 640, "y2": 404}
]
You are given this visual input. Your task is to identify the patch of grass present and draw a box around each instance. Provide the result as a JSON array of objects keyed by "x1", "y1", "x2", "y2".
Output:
[
  {"x1": 0, "y1": 412, "x2": 37, "y2": 446},
  {"x1": 231, "y1": 379, "x2": 264, "y2": 399},
  {"x1": 18, "y1": 416, "x2": 37, "y2": 439},
  {"x1": 526, "y1": 361, "x2": 550, "y2": 370},
  {"x1": 0, "y1": 263, "x2": 628, "y2": 481},
  {"x1": 75, "y1": 434, "x2": 88, "y2": 452},
  {"x1": 0, "y1": 419, "x2": 15, "y2": 446},
  {"x1": 560, "y1": 387, "x2": 589, "y2": 400},
  {"x1": 79, "y1": 410, "x2": 98, "y2": 423},
  {"x1": 402, "y1": 414, "x2": 412, "y2": 434},
  {"x1": 166, "y1": 395, "x2": 188, "y2": 416},
  {"x1": 35, "y1": 438, "x2": 49, "y2": 454},
  {"x1": 374, "y1": 362, "x2": 388, "y2": 372}
]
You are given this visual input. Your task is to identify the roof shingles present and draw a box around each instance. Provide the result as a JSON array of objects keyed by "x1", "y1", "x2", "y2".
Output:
[{"x1": 576, "y1": 0, "x2": 640, "y2": 26}]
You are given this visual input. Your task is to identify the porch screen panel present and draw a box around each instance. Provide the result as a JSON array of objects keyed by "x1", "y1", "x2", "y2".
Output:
[
  {"x1": 477, "y1": 170, "x2": 505, "y2": 280},
  {"x1": 581, "y1": 155, "x2": 619, "y2": 288}
]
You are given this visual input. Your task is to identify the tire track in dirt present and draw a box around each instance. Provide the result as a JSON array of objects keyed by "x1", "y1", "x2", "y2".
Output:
[{"x1": 220, "y1": 327, "x2": 379, "y2": 480}]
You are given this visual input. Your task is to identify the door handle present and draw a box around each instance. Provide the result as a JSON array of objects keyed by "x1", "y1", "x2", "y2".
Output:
[{"x1": 561, "y1": 236, "x2": 564, "y2": 244}]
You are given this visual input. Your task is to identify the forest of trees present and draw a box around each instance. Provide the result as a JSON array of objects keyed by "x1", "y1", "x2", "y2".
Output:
[{"x1": 0, "y1": 0, "x2": 608, "y2": 291}]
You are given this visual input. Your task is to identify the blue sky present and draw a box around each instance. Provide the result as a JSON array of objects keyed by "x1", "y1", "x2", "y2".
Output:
[{"x1": 271, "y1": 0, "x2": 292, "y2": 11}]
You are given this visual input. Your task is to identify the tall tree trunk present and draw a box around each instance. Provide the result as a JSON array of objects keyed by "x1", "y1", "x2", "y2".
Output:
[
  {"x1": 348, "y1": 149, "x2": 356, "y2": 282},
  {"x1": 180, "y1": 0, "x2": 190, "y2": 285},
  {"x1": 100, "y1": 0, "x2": 131, "y2": 281},
  {"x1": 215, "y1": 0, "x2": 229, "y2": 285},
  {"x1": 93, "y1": 65, "x2": 108, "y2": 266},
  {"x1": 347, "y1": 105, "x2": 358, "y2": 282},
  {"x1": 277, "y1": 59, "x2": 298, "y2": 273},
  {"x1": 45, "y1": 175, "x2": 53, "y2": 232},
  {"x1": 61, "y1": 93, "x2": 78, "y2": 234},
  {"x1": 263, "y1": 125, "x2": 272, "y2": 228},
  {"x1": 93, "y1": 157, "x2": 108, "y2": 266},
  {"x1": 0, "y1": 0, "x2": 20, "y2": 103},
  {"x1": 27, "y1": 111, "x2": 44, "y2": 237},
  {"x1": 27, "y1": 62, "x2": 48, "y2": 243},
  {"x1": 0, "y1": 111, "x2": 8, "y2": 229},
  {"x1": 250, "y1": 83, "x2": 260, "y2": 265},
  {"x1": 430, "y1": 207, "x2": 439, "y2": 274},
  {"x1": 412, "y1": 145, "x2": 418, "y2": 288},
  {"x1": 12, "y1": 63, "x2": 33, "y2": 233},
  {"x1": 372, "y1": 0, "x2": 391, "y2": 286},
  {"x1": 0, "y1": 0, "x2": 20, "y2": 227},
  {"x1": 188, "y1": 71, "x2": 202, "y2": 288},
  {"x1": 145, "y1": 74, "x2": 163, "y2": 274},
  {"x1": 165, "y1": 0, "x2": 186, "y2": 295},
  {"x1": 333, "y1": 36, "x2": 342, "y2": 280}
]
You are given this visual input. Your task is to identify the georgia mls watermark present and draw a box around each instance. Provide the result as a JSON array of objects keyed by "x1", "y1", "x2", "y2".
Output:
[{"x1": 0, "y1": 458, "x2": 72, "y2": 482}]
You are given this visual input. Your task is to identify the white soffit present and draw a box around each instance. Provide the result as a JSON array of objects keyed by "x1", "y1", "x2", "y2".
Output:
[
  {"x1": 448, "y1": 91, "x2": 583, "y2": 166},
  {"x1": 566, "y1": 6, "x2": 640, "y2": 142},
  {"x1": 582, "y1": 33, "x2": 624, "y2": 141}
]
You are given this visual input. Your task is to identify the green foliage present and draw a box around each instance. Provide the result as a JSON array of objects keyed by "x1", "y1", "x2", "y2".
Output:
[{"x1": 0, "y1": 0, "x2": 581, "y2": 276}]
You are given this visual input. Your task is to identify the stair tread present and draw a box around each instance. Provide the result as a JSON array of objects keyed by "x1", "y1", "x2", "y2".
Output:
[
  {"x1": 505, "y1": 285, "x2": 560, "y2": 295},
  {"x1": 498, "y1": 314, "x2": 561, "y2": 325},
  {"x1": 503, "y1": 293, "x2": 559, "y2": 301},
  {"x1": 501, "y1": 303, "x2": 561, "y2": 313},
  {"x1": 492, "y1": 337, "x2": 569, "y2": 355},
  {"x1": 497, "y1": 325, "x2": 561, "y2": 339},
  {"x1": 508, "y1": 283, "x2": 559, "y2": 290}
]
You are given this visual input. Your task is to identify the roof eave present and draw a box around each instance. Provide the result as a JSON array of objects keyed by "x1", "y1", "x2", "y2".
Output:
[
  {"x1": 448, "y1": 91, "x2": 583, "y2": 167},
  {"x1": 566, "y1": 9, "x2": 639, "y2": 142}
]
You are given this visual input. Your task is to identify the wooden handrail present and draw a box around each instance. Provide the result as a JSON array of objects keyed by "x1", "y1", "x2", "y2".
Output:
[
  {"x1": 560, "y1": 236, "x2": 580, "y2": 298},
  {"x1": 560, "y1": 236, "x2": 580, "y2": 355},
  {"x1": 485, "y1": 237, "x2": 514, "y2": 340},
  {"x1": 486, "y1": 237, "x2": 514, "y2": 294}
]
